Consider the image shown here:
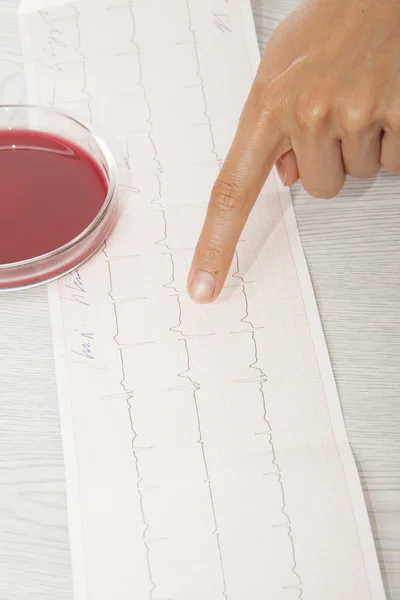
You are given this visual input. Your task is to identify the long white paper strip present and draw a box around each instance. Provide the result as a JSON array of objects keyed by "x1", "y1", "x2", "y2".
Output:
[{"x1": 19, "y1": 1, "x2": 386, "y2": 599}]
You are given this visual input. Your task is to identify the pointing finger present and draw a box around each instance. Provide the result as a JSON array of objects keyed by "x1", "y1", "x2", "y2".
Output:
[{"x1": 188, "y1": 83, "x2": 287, "y2": 303}]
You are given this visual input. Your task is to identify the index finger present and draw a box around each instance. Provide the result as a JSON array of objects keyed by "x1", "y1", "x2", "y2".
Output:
[{"x1": 187, "y1": 82, "x2": 286, "y2": 303}]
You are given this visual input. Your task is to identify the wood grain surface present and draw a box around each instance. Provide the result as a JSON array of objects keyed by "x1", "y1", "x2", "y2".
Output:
[{"x1": 0, "y1": 1, "x2": 398, "y2": 598}]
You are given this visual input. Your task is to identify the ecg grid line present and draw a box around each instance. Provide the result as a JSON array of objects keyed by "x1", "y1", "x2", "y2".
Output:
[{"x1": 22, "y1": 0, "x2": 384, "y2": 598}]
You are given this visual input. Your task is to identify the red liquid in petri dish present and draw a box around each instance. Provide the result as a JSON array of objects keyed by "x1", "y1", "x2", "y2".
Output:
[{"x1": 0, "y1": 129, "x2": 108, "y2": 265}]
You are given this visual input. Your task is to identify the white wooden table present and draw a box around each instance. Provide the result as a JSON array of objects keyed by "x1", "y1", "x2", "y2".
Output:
[{"x1": 0, "y1": 1, "x2": 399, "y2": 599}]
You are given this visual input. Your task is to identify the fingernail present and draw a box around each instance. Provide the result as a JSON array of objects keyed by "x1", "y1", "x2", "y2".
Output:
[{"x1": 189, "y1": 271, "x2": 216, "y2": 303}]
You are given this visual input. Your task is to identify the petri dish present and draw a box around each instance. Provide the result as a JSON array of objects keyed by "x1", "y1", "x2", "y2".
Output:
[{"x1": 0, "y1": 105, "x2": 119, "y2": 291}]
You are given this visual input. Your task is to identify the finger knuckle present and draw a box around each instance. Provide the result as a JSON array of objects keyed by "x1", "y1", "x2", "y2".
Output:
[
  {"x1": 342, "y1": 105, "x2": 375, "y2": 136},
  {"x1": 211, "y1": 178, "x2": 245, "y2": 215},
  {"x1": 296, "y1": 97, "x2": 330, "y2": 134}
]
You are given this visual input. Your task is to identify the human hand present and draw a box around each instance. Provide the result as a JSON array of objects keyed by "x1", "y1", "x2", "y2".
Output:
[{"x1": 187, "y1": 0, "x2": 400, "y2": 303}]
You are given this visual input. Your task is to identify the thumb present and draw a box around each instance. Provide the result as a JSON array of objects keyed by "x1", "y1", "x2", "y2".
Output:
[{"x1": 276, "y1": 149, "x2": 299, "y2": 186}]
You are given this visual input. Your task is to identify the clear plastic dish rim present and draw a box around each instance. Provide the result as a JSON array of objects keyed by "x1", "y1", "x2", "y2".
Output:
[{"x1": 0, "y1": 104, "x2": 118, "y2": 291}]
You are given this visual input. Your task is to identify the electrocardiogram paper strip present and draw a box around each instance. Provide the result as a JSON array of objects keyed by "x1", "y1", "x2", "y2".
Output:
[{"x1": 19, "y1": 1, "x2": 387, "y2": 599}]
